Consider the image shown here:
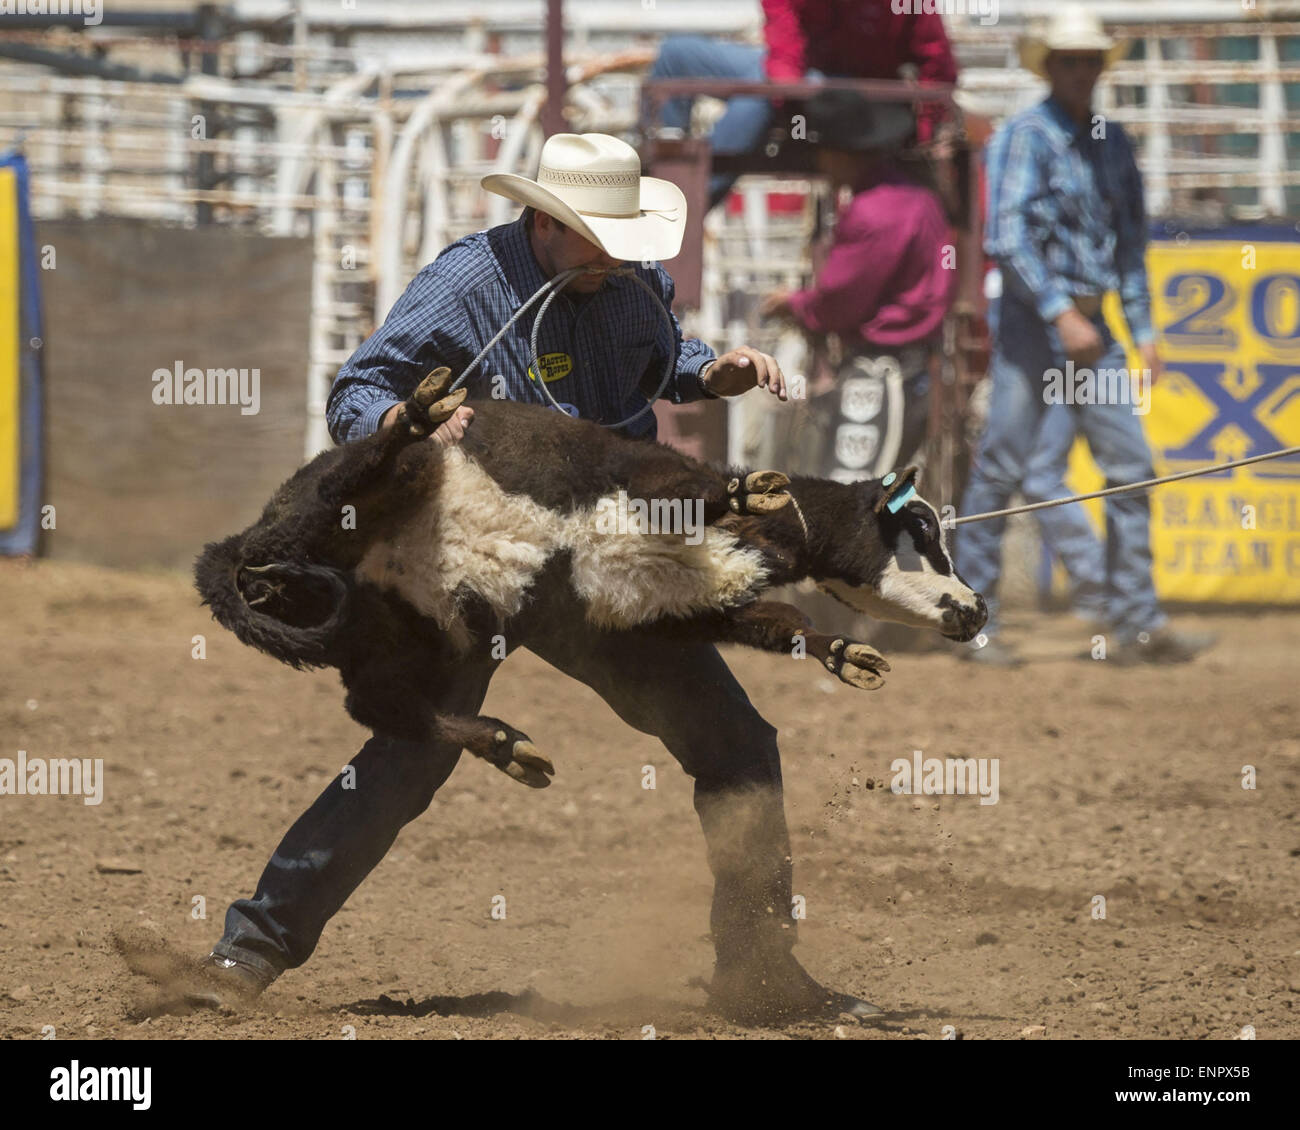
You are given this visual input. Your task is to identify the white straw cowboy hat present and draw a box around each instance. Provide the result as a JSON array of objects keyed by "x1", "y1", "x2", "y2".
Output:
[
  {"x1": 481, "y1": 133, "x2": 686, "y2": 263},
  {"x1": 1019, "y1": 4, "x2": 1129, "y2": 79}
]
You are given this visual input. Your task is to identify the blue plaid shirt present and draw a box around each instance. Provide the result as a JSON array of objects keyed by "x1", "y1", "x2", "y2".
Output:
[
  {"x1": 327, "y1": 216, "x2": 717, "y2": 444},
  {"x1": 984, "y1": 96, "x2": 1154, "y2": 345}
]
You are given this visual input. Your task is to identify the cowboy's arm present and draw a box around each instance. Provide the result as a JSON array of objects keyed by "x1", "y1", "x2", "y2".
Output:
[
  {"x1": 637, "y1": 267, "x2": 784, "y2": 401},
  {"x1": 762, "y1": 0, "x2": 807, "y2": 82},
  {"x1": 640, "y1": 267, "x2": 717, "y2": 404},
  {"x1": 327, "y1": 260, "x2": 474, "y2": 444},
  {"x1": 984, "y1": 124, "x2": 1073, "y2": 325},
  {"x1": 1114, "y1": 126, "x2": 1155, "y2": 347}
]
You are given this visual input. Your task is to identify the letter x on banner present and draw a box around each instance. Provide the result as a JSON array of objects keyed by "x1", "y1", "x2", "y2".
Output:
[{"x1": 0, "y1": 150, "x2": 43, "y2": 556}]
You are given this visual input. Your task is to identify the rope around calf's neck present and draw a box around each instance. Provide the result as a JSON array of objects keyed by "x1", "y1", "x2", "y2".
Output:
[{"x1": 952, "y1": 445, "x2": 1300, "y2": 526}]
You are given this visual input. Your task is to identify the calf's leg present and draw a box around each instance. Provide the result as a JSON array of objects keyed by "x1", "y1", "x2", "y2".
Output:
[{"x1": 649, "y1": 600, "x2": 893, "y2": 690}]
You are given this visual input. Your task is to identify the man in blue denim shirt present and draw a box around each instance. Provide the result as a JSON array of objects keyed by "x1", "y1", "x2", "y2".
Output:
[
  {"x1": 198, "y1": 133, "x2": 885, "y2": 1024},
  {"x1": 958, "y1": 6, "x2": 1212, "y2": 667}
]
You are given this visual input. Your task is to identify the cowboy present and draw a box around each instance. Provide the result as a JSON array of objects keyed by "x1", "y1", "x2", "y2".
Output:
[
  {"x1": 196, "y1": 133, "x2": 883, "y2": 1023},
  {"x1": 957, "y1": 5, "x2": 1212, "y2": 666},
  {"x1": 650, "y1": 0, "x2": 957, "y2": 209},
  {"x1": 759, "y1": 90, "x2": 954, "y2": 483}
]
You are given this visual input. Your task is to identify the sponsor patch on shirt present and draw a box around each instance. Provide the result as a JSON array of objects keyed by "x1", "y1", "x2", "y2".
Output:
[{"x1": 528, "y1": 352, "x2": 573, "y2": 383}]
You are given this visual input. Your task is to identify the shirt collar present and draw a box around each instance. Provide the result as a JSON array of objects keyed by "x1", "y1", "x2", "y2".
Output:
[
  {"x1": 1041, "y1": 95, "x2": 1092, "y2": 143},
  {"x1": 501, "y1": 214, "x2": 553, "y2": 298}
]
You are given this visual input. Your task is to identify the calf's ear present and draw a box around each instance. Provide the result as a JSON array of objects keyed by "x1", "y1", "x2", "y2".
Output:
[{"x1": 872, "y1": 465, "x2": 920, "y2": 515}]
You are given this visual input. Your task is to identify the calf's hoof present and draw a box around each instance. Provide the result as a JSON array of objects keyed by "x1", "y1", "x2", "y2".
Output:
[
  {"x1": 727, "y1": 470, "x2": 791, "y2": 514},
  {"x1": 402, "y1": 367, "x2": 468, "y2": 436},
  {"x1": 824, "y1": 637, "x2": 891, "y2": 690},
  {"x1": 480, "y1": 726, "x2": 555, "y2": 789}
]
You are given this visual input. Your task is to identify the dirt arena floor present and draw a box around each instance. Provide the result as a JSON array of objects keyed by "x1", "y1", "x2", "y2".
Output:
[{"x1": 1, "y1": 557, "x2": 1297, "y2": 1041}]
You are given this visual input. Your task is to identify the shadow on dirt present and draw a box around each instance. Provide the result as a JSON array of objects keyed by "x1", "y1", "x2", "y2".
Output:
[{"x1": 346, "y1": 988, "x2": 698, "y2": 1028}]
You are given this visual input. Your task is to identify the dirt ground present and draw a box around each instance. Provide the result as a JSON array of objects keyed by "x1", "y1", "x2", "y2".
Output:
[{"x1": 1, "y1": 557, "x2": 1296, "y2": 1041}]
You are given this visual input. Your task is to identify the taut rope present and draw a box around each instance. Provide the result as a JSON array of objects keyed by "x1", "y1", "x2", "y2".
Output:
[{"x1": 952, "y1": 445, "x2": 1300, "y2": 526}]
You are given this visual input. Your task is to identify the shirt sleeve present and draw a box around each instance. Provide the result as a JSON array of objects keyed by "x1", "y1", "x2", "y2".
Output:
[
  {"x1": 785, "y1": 200, "x2": 893, "y2": 335},
  {"x1": 984, "y1": 122, "x2": 1074, "y2": 325},
  {"x1": 1114, "y1": 127, "x2": 1155, "y2": 346},
  {"x1": 325, "y1": 255, "x2": 476, "y2": 445},
  {"x1": 762, "y1": 0, "x2": 806, "y2": 82},
  {"x1": 644, "y1": 266, "x2": 717, "y2": 404}
]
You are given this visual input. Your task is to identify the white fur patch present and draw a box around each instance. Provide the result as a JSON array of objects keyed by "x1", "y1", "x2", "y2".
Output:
[{"x1": 355, "y1": 448, "x2": 768, "y2": 639}]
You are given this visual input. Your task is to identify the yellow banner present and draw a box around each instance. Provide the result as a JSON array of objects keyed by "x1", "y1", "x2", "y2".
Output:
[
  {"x1": 1066, "y1": 237, "x2": 1300, "y2": 603},
  {"x1": 0, "y1": 166, "x2": 19, "y2": 531}
]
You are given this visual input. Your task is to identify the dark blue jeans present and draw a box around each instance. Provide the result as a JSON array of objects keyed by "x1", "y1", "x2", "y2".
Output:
[{"x1": 213, "y1": 590, "x2": 793, "y2": 982}]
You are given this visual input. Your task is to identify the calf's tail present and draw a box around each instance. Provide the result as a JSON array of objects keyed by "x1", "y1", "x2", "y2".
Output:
[{"x1": 194, "y1": 533, "x2": 351, "y2": 670}]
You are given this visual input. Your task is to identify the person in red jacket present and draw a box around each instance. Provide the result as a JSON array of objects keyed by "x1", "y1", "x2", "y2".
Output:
[
  {"x1": 762, "y1": 0, "x2": 956, "y2": 140},
  {"x1": 650, "y1": 1, "x2": 958, "y2": 207},
  {"x1": 760, "y1": 90, "x2": 955, "y2": 481}
]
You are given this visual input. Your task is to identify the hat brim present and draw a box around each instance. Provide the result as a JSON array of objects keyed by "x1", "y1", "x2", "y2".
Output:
[
  {"x1": 480, "y1": 172, "x2": 686, "y2": 263},
  {"x1": 1019, "y1": 37, "x2": 1130, "y2": 79}
]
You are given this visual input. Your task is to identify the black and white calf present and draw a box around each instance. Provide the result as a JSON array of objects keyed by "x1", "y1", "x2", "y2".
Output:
[{"x1": 196, "y1": 369, "x2": 986, "y2": 788}]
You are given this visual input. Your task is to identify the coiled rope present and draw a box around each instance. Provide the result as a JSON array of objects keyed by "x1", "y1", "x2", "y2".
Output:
[{"x1": 451, "y1": 265, "x2": 676, "y2": 432}]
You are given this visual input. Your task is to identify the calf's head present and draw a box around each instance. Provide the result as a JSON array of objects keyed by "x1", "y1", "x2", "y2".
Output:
[{"x1": 817, "y1": 467, "x2": 987, "y2": 642}]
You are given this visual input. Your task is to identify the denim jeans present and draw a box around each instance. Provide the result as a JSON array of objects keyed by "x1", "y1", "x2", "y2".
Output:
[
  {"x1": 957, "y1": 294, "x2": 1165, "y2": 642},
  {"x1": 213, "y1": 578, "x2": 794, "y2": 982},
  {"x1": 651, "y1": 36, "x2": 773, "y2": 206},
  {"x1": 1025, "y1": 404, "x2": 1107, "y2": 619}
]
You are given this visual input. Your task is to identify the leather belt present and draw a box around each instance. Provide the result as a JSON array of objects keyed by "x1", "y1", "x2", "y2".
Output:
[{"x1": 1072, "y1": 294, "x2": 1103, "y2": 317}]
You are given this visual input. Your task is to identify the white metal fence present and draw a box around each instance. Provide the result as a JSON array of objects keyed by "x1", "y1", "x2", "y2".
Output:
[{"x1": 1, "y1": 2, "x2": 1295, "y2": 455}]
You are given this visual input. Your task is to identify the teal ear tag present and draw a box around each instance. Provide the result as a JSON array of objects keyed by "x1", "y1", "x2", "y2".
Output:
[{"x1": 886, "y1": 482, "x2": 916, "y2": 514}]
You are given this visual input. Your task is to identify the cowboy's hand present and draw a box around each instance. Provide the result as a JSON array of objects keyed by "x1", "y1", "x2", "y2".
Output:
[
  {"x1": 704, "y1": 346, "x2": 788, "y2": 400},
  {"x1": 1138, "y1": 342, "x2": 1163, "y2": 385},
  {"x1": 1054, "y1": 307, "x2": 1104, "y2": 367},
  {"x1": 759, "y1": 290, "x2": 796, "y2": 322},
  {"x1": 381, "y1": 402, "x2": 475, "y2": 445}
]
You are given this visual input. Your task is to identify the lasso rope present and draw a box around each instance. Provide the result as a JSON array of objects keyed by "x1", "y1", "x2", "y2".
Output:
[
  {"x1": 451, "y1": 265, "x2": 676, "y2": 431},
  {"x1": 952, "y1": 444, "x2": 1300, "y2": 526}
]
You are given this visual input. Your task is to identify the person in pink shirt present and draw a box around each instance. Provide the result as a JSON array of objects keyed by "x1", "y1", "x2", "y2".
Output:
[{"x1": 761, "y1": 90, "x2": 955, "y2": 480}]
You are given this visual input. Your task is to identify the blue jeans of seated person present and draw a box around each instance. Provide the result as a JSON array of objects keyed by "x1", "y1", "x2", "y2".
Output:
[
  {"x1": 212, "y1": 578, "x2": 795, "y2": 983},
  {"x1": 958, "y1": 294, "x2": 1165, "y2": 643},
  {"x1": 653, "y1": 36, "x2": 813, "y2": 207},
  {"x1": 1026, "y1": 404, "x2": 1107, "y2": 621}
]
